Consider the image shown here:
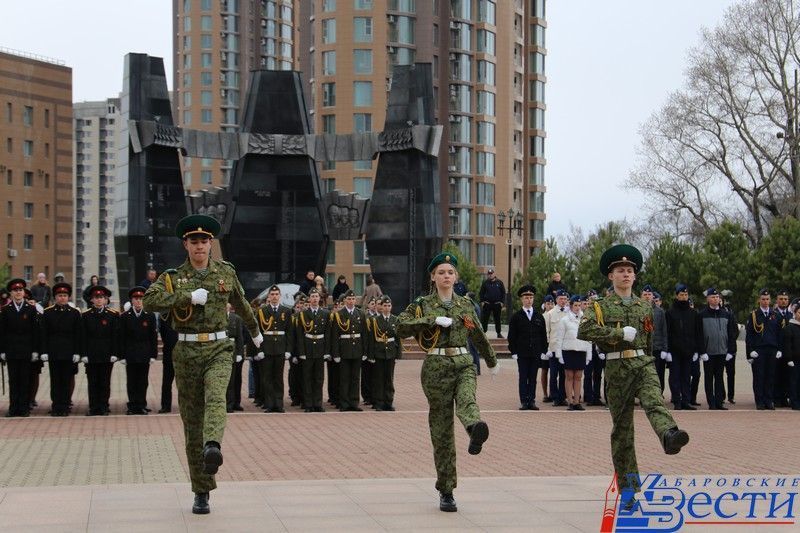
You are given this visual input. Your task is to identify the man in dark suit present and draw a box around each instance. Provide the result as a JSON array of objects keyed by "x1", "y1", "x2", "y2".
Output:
[
  {"x1": 39, "y1": 282, "x2": 82, "y2": 416},
  {"x1": 119, "y1": 287, "x2": 159, "y2": 414},
  {"x1": 507, "y1": 285, "x2": 548, "y2": 410},
  {"x1": 0, "y1": 279, "x2": 40, "y2": 417}
]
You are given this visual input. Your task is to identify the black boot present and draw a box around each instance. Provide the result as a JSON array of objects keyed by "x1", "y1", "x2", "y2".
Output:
[
  {"x1": 203, "y1": 442, "x2": 223, "y2": 474},
  {"x1": 467, "y1": 421, "x2": 489, "y2": 455},
  {"x1": 662, "y1": 427, "x2": 689, "y2": 455},
  {"x1": 439, "y1": 492, "x2": 457, "y2": 512},
  {"x1": 192, "y1": 492, "x2": 210, "y2": 514}
]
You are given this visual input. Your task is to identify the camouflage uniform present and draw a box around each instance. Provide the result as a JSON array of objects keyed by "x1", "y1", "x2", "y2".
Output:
[
  {"x1": 397, "y1": 293, "x2": 497, "y2": 494},
  {"x1": 578, "y1": 293, "x2": 678, "y2": 492},
  {"x1": 143, "y1": 257, "x2": 257, "y2": 494}
]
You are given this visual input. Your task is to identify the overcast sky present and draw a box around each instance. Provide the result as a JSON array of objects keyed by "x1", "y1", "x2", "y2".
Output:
[{"x1": 1, "y1": 0, "x2": 738, "y2": 240}]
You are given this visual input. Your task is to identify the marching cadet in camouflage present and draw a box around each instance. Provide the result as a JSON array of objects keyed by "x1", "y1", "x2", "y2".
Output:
[
  {"x1": 143, "y1": 214, "x2": 262, "y2": 515},
  {"x1": 578, "y1": 244, "x2": 689, "y2": 507},
  {"x1": 255, "y1": 285, "x2": 294, "y2": 413},
  {"x1": 331, "y1": 290, "x2": 368, "y2": 411},
  {"x1": 367, "y1": 295, "x2": 402, "y2": 411},
  {"x1": 397, "y1": 252, "x2": 498, "y2": 512},
  {"x1": 295, "y1": 288, "x2": 331, "y2": 412}
]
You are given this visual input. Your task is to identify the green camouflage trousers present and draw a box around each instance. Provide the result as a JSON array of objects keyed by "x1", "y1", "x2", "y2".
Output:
[
  {"x1": 173, "y1": 338, "x2": 233, "y2": 493},
  {"x1": 605, "y1": 356, "x2": 677, "y2": 492},
  {"x1": 421, "y1": 353, "x2": 480, "y2": 494}
]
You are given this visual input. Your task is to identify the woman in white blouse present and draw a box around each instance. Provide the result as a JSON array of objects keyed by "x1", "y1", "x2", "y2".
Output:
[{"x1": 552, "y1": 295, "x2": 592, "y2": 410}]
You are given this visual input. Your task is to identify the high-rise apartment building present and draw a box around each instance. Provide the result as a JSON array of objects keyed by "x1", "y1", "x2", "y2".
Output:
[
  {"x1": 0, "y1": 49, "x2": 73, "y2": 284},
  {"x1": 174, "y1": 0, "x2": 546, "y2": 291},
  {"x1": 172, "y1": 0, "x2": 295, "y2": 191},
  {"x1": 73, "y1": 99, "x2": 121, "y2": 301}
]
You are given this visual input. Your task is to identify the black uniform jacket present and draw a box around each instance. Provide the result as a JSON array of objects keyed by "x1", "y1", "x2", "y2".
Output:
[
  {"x1": 507, "y1": 308, "x2": 548, "y2": 358},
  {"x1": 41, "y1": 304, "x2": 82, "y2": 361},
  {"x1": 0, "y1": 301, "x2": 39, "y2": 360},
  {"x1": 82, "y1": 306, "x2": 119, "y2": 363},
  {"x1": 119, "y1": 308, "x2": 158, "y2": 363}
]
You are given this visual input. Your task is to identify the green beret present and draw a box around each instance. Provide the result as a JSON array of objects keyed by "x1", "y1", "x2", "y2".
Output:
[
  {"x1": 378, "y1": 295, "x2": 392, "y2": 304},
  {"x1": 343, "y1": 289, "x2": 356, "y2": 297},
  {"x1": 175, "y1": 214, "x2": 221, "y2": 239},
  {"x1": 599, "y1": 244, "x2": 643, "y2": 275},
  {"x1": 427, "y1": 251, "x2": 458, "y2": 273}
]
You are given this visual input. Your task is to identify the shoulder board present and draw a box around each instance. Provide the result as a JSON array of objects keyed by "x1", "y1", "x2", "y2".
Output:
[
  {"x1": 44, "y1": 304, "x2": 56, "y2": 311},
  {"x1": 413, "y1": 296, "x2": 425, "y2": 305},
  {"x1": 82, "y1": 308, "x2": 93, "y2": 315},
  {"x1": 107, "y1": 308, "x2": 119, "y2": 314},
  {"x1": 164, "y1": 268, "x2": 178, "y2": 274},
  {"x1": 219, "y1": 259, "x2": 236, "y2": 270}
]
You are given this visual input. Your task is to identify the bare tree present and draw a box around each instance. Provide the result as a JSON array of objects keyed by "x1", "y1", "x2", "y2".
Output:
[{"x1": 627, "y1": 0, "x2": 800, "y2": 244}]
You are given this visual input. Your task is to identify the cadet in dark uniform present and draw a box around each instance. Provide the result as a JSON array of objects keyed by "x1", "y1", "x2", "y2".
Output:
[
  {"x1": 82, "y1": 286, "x2": 119, "y2": 416},
  {"x1": 746, "y1": 289, "x2": 782, "y2": 410},
  {"x1": 119, "y1": 286, "x2": 158, "y2": 415},
  {"x1": 225, "y1": 304, "x2": 246, "y2": 412},
  {"x1": 158, "y1": 318, "x2": 178, "y2": 413},
  {"x1": 367, "y1": 295, "x2": 402, "y2": 411},
  {"x1": 295, "y1": 288, "x2": 330, "y2": 412},
  {"x1": 331, "y1": 290, "x2": 367, "y2": 411},
  {"x1": 40, "y1": 283, "x2": 82, "y2": 416},
  {"x1": 774, "y1": 289, "x2": 792, "y2": 407},
  {"x1": 665, "y1": 284, "x2": 699, "y2": 410},
  {"x1": 361, "y1": 296, "x2": 378, "y2": 405},
  {"x1": 287, "y1": 294, "x2": 307, "y2": 407},
  {"x1": 326, "y1": 294, "x2": 343, "y2": 407},
  {"x1": 255, "y1": 285, "x2": 294, "y2": 413},
  {"x1": 0, "y1": 279, "x2": 39, "y2": 417},
  {"x1": 507, "y1": 285, "x2": 547, "y2": 410}
]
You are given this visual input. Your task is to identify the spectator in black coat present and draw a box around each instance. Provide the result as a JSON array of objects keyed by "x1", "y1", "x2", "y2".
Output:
[
  {"x1": 331, "y1": 275, "x2": 350, "y2": 301},
  {"x1": 781, "y1": 300, "x2": 800, "y2": 410},
  {"x1": 479, "y1": 269, "x2": 506, "y2": 337},
  {"x1": 298, "y1": 270, "x2": 316, "y2": 296},
  {"x1": 545, "y1": 272, "x2": 567, "y2": 299},
  {"x1": 665, "y1": 284, "x2": 700, "y2": 410},
  {"x1": 507, "y1": 285, "x2": 548, "y2": 410}
]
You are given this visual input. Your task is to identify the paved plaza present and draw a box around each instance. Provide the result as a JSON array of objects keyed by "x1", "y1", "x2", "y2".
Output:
[{"x1": 0, "y1": 341, "x2": 798, "y2": 531}]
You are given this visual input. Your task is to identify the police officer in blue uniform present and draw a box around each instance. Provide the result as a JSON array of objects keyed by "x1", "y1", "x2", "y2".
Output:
[{"x1": 746, "y1": 289, "x2": 783, "y2": 410}]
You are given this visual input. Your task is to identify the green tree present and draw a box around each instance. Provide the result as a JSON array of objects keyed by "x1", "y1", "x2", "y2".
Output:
[
  {"x1": 512, "y1": 238, "x2": 574, "y2": 310},
  {"x1": 753, "y1": 216, "x2": 800, "y2": 300},
  {"x1": 640, "y1": 235, "x2": 703, "y2": 305},
  {"x1": 442, "y1": 241, "x2": 481, "y2": 296},
  {"x1": 0, "y1": 263, "x2": 9, "y2": 289}
]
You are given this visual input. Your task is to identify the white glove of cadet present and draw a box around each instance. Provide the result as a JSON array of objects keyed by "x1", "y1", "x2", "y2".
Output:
[
  {"x1": 776, "y1": 351, "x2": 783, "y2": 359},
  {"x1": 749, "y1": 351, "x2": 759, "y2": 359},
  {"x1": 190, "y1": 287, "x2": 208, "y2": 305},
  {"x1": 119, "y1": 358, "x2": 126, "y2": 366},
  {"x1": 284, "y1": 352, "x2": 291, "y2": 360},
  {"x1": 511, "y1": 354, "x2": 518, "y2": 360},
  {"x1": 434, "y1": 316, "x2": 453, "y2": 328},
  {"x1": 235, "y1": 355, "x2": 243, "y2": 363},
  {"x1": 361, "y1": 355, "x2": 367, "y2": 361},
  {"x1": 586, "y1": 352, "x2": 592, "y2": 366},
  {"x1": 368, "y1": 359, "x2": 375, "y2": 363},
  {"x1": 789, "y1": 361, "x2": 795, "y2": 367},
  {"x1": 556, "y1": 351, "x2": 565, "y2": 365},
  {"x1": 252, "y1": 333, "x2": 264, "y2": 348},
  {"x1": 72, "y1": 354, "x2": 80, "y2": 364},
  {"x1": 598, "y1": 353, "x2": 606, "y2": 360},
  {"x1": 31, "y1": 352, "x2": 39, "y2": 362},
  {"x1": 0, "y1": 353, "x2": 5, "y2": 361},
  {"x1": 490, "y1": 363, "x2": 500, "y2": 377},
  {"x1": 110, "y1": 356, "x2": 118, "y2": 363},
  {"x1": 323, "y1": 354, "x2": 331, "y2": 361},
  {"x1": 299, "y1": 355, "x2": 307, "y2": 360},
  {"x1": 150, "y1": 358, "x2": 156, "y2": 362},
  {"x1": 40, "y1": 353, "x2": 49, "y2": 362},
  {"x1": 254, "y1": 352, "x2": 265, "y2": 361},
  {"x1": 622, "y1": 326, "x2": 637, "y2": 342},
  {"x1": 291, "y1": 357, "x2": 299, "y2": 364},
  {"x1": 660, "y1": 351, "x2": 669, "y2": 360},
  {"x1": 725, "y1": 353, "x2": 734, "y2": 362},
  {"x1": 700, "y1": 353, "x2": 709, "y2": 362},
  {"x1": 692, "y1": 353, "x2": 698, "y2": 362},
  {"x1": 334, "y1": 356, "x2": 341, "y2": 363},
  {"x1": 80, "y1": 356, "x2": 89, "y2": 364},
  {"x1": 540, "y1": 353, "x2": 549, "y2": 361}
]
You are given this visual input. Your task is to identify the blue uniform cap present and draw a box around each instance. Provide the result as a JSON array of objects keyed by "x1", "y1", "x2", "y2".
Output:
[
  {"x1": 704, "y1": 287, "x2": 719, "y2": 297},
  {"x1": 543, "y1": 295, "x2": 554, "y2": 302},
  {"x1": 642, "y1": 284, "x2": 654, "y2": 293},
  {"x1": 675, "y1": 283, "x2": 688, "y2": 294},
  {"x1": 555, "y1": 289, "x2": 569, "y2": 298}
]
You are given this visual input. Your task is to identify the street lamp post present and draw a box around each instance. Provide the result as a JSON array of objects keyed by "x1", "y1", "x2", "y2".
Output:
[{"x1": 496, "y1": 208, "x2": 524, "y2": 315}]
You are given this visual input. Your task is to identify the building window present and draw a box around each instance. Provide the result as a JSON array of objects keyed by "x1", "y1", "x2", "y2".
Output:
[
  {"x1": 24, "y1": 266, "x2": 33, "y2": 282},
  {"x1": 530, "y1": 107, "x2": 545, "y2": 130},
  {"x1": 354, "y1": 177, "x2": 372, "y2": 198},
  {"x1": 201, "y1": 0, "x2": 211, "y2": 10},
  {"x1": 477, "y1": 61, "x2": 495, "y2": 84},
  {"x1": 353, "y1": 241, "x2": 370, "y2": 265},
  {"x1": 476, "y1": 152, "x2": 495, "y2": 176},
  {"x1": 529, "y1": 191, "x2": 545, "y2": 212},
  {"x1": 44, "y1": 204, "x2": 49, "y2": 217},
  {"x1": 449, "y1": 207, "x2": 471, "y2": 236},
  {"x1": 6, "y1": 138, "x2": 11, "y2": 153},
  {"x1": 201, "y1": 109, "x2": 213, "y2": 123},
  {"x1": 322, "y1": 115, "x2": 336, "y2": 134},
  {"x1": 6, "y1": 201, "x2": 12, "y2": 216},
  {"x1": 322, "y1": 82, "x2": 336, "y2": 106},
  {"x1": 23, "y1": 234, "x2": 33, "y2": 250},
  {"x1": 183, "y1": 16, "x2": 191, "y2": 31},
  {"x1": 477, "y1": 0, "x2": 496, "y2": 24},
  {"x1": 476, "y1": 91, "x2": 495, "y2": 116},
  {"x1": 323, "y1": 178, "x2": 336, "y2": 192},
  {"x1": 23, "y1": 140, "x2": 33, "y2": 157},
  {"x1": 44, "y1": 235, "x2": 49, "y2": 250},
  {"x1": 44, "y1": 143, "x2": 49, "y2": 157},
  {"x1": 529, "y1": 163, "x2": 545, "y2": 186},
  {"x1": 532, "y1": 0, "x2": 545, "y2": 18},
  {"x1": 322, "y1": 0, "x2": 336, "y2": 12},
  {"x1": 476, "y1": 30, "x2": 496, "y2": 54},
  {"x1": 476, "y1": 182, "x2": 495, "y2": 206},
  {"x1": 44, "y1": 108, "x2": 50, "y2": 127},
  {"x1": 476, "y1": 244, "x2": 495, "y2": 267},
  {"x1": 476, "y1": 213, "x2": 495, "y2": 236},
  {"x1": 353, "y1": 113, "x2": 372, "y2": 133},
  {"x1": 449, "y1": 177, "x2": 470, "y2": 204},
  {"x1": 326, "y1": 242, "x2": 336, "y2": 264},
  {"x1": 530, "y1": 52, "x2": 545, "y2": 74},
  {"x1": 353, "y1": 273, "x2": 367, "y2": 294},
  {"x1": 532, "y1": 24, "x2": 545, "y2": 47},
  {"x1": 476, "y1": 122, "x2": 495, "y2": 146},
  {"x1": 529, "y1": 80, "x2": 545, "y2": 102},
  {"x1": 23, "y1": 106, "x2": 33, "y2": 126},
  {"x1": 201, "y1": 53, "x2": 212, "y2": 67},
  {"x1": 353, "y1": 81, "x2": 373, "y2": 106},
  {"x1": 353, "y1": 49, "x2": 373, "y2": 74},
  {"x1": 24, "y1": 202, "x2": 33, "y2": 219},
  {"x1": 200, "y1": 34, "x2": 212, "y2": 49},
  {"x1": 183, "y1": 54, "x2": 191, "y2": 68},
  {"x1": 353, "y1": 17, "x2": 373, "y2": 42},
  {"x1": 530, "y1": 136, "x2": 545, "y2": 158},
  {"x1": 322, "y1": 51, "x2": 336, "y2": 75},
  {"x1": 23, "y1": 171, "x2": 33, "y2": 187},
  {"x1": 201, "y1": 15, "x2": 212, "y2": 30},
  {"x1": 183, "y1": 110, "x2": 192, "y2": 124},
  {"x1": 5, "y1": 169, "x2": 10, "y2": 185},
  {"x1": 355, "y1": 0, "x2": 373, "y2": 9},
  {"x1": 200, "y1": 72, "x2": 212, "y2": 86},
  {"x1": 5, "y1": 102, "x2": 11, "y2": 123},
  {"x1": 183, "y1": 91, "x2": 192, "y2": 106},
  {"x1": 202, "y1": 170, "x2": 212, "y2": 184},
  {"x1": 530, "y1": 219, "x2": 544, "y2": 241},
  {"x1": 354, "y1": 160, "x2": 372, "y2": 170},
  {"x1": 322, "y1": 18, "x2": 336, "y2": 44},
  {"x1": 201, "y1": 91, "x2": 212, "y2": 105}
]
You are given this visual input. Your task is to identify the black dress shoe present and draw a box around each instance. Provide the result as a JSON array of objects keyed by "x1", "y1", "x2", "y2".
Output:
[
  {"x1": 766, "y1": 403, "x2": 776, "y2": 410},
  {"x1": 467, "y1": 421, "x2": 489, "y2": 455},
  {"x1": 717, "y1": 405, "x2": 728, "y2": 410},
  {"x1": 673, "y1": 404, "x2": 682, "y2": 410},
  {"x1": 373, "y1": 404, "x2": 384, "y2": 411},
  {"x1": 384, "y1": 404, "x2": 395, "y2": 411},
  {"x1": 553, "y1": 400, "x2": 568, "y2": 407},
  {"x1": 233, "y1": 405, "x2": 244, "y2": 412},
  {"x1": 290, "y1": 400, "x2": 301, "y2": 407},
  {"x1": 496, "y1": 333, "x2": 504, "y2": 339},
  {"x1": 573, "y1": 404, "x2": 585, "y2": 411},
  {"x1": 662, "y1": 427, "x2": 690, "y2": 455},
  {"x1": 226, "y1": 408, "x2": 234, "y2": 413},
  {"x1": 304, "y1": 407, "x2": 314, "y2": 413},
  {"x1": 757, "y1": 404, "x2": 766, "y2": 410},
  {"x1": 439, "y1": 492, "x2": 457, "y2": 512},
  {"x1": 352, "y1": 406, "x2": 363, "y2": 411},
  {"x1": 192, "y1": 492, "x2": 210, "y2": 514},
  {"x1": 542, "y1": 396, "x2": 553, "y2": 403},
  {"x1": 529, "y1": 403, "x2": 539, "y2": 411},
  {"x1": 622, "y1": 495, "x2": 637, "y2": 511},
  {"x1": 727, "y1": 398, "x2": 736, "y2": 404},
  {"x1": 681, "y1": 404, "x2": 697, "y2": 411},
  {"x1": 202, "y1": 442, "x2": 223, "y2": 475},
  {"x1": 158, "y1": 408, "x2": 171, "y2": 414},
  {"x1": 690, "y1": 401, "x2": 701, "y2": 406},
  {"x1": 273, "y1": 407, "x2": 285, "y2": 413},
  {"x1": 314, "y1": 406, "x2": 325, "y2": 412},
  {"x1": 518, "y1": 405, "x2": 530, "y2": 411}
]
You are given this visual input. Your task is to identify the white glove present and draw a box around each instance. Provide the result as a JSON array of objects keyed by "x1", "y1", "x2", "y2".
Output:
[
  {"x1": 586, "y1": 353, "x2": 592, "y2": 366},
  {"x1": 334, "y1": 356, "x2": 341, "y2": 363},
  {"x1": 0, "y1": 353, "x2": 5, "y2": 361},
  {"x1": 254, "y1": 352, "x2": 265, "y2": 361},
  {"x1": 435, "y1": 316, "x2": 453, "y2": 328},
  {"x1": 788, "y1": 361, "x2": 795, "y2": 367},
  {"x1": 291, "y1": 357, "x2": 299, "y2": 364},
  {"x1": 361, "y1": 355, "x2": 367, "y2": 361},
  {"x1": 190, "y1": 287, "x2": 208, "y2": 305},
  {"x1": 490, "y1": 363, "x2": 500, "y2": 377},
  {"x1": 31, "y1": 352, "x2": 39, "y2": 362},
  {"x1": 119, "y1": 358, "x2": 126, "y2": 366},
  {"x1": 660, "y1": 351, "x2": 668, "y2": 360},
  {"x1": 511, "y1": 354, "x2": 518, "y2": 360},
  {"x1": 80, "y1": 356, "x2": 89, "y2": 364},
  {"x1": 725, "y1": 353, "x2": 733, "y2": 361},
  {"x1": 700, "y1": 353, "x2": 709, "y2": 362},
  {"x1": 110, "y1": 356, "x2": 118, "y2": 363},
  {"x1": 540, "y1": 353, "x2": 549, "y2": 361},
  {"x1": 368, "y1": 359, "x2": 375, "y2": 363},
  {"x1": 299, "y1": 355, "x2": 307, "y2": 360},
  {"x1": 235, "y1": 355, "x2": 243, "y2": 363},
  {"x1": 665, "y1": 352, "x2": 673, "y2": 363},
  {"x1": 556, "y1": 351, "x2": 564, "y2": 365},
  {"x1": 150, "y1": 358, "x2": 156, "y2": 362},
  {"x1": 323, "y1": 354, "x2": 331, "y2": 361},
  {"x1": 284, "y1": 352, "x2": 291, "y2": 360},
  {"x1": 776, "y1": 351, "x2": 783, "y2": 359},
  {"x1": 622, "y1": 326, "x2": 637, "y2": 342},
  {"x1": 692, "y1": 353, "x2": 698, "y2": 362},
  {"x1": 40, "y1": 353, "x2": 49, "y2": 362},
  {"x1": 598, "y1": 353, "x2": 606, "y2": 360},
  {"x1": 750, "y1": 351, "x2": 759, "y2": 359},
  {"x1": 72, "y1": 354, "x2": 80, "y2": 363},
  {"x1": 252, "y1": 333, "x2": 264, "y2": 348}
]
